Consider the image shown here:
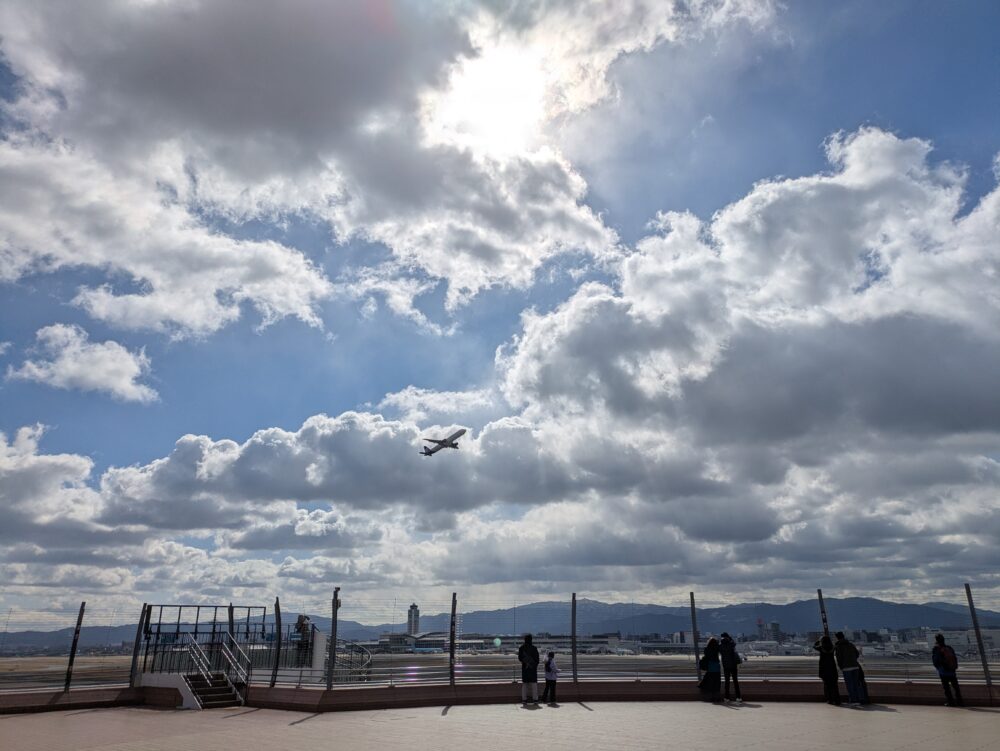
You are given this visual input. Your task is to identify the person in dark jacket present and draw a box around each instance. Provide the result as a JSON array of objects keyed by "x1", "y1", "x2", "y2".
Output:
[
  {"x1": 931, "y1": 634, "x2": 964, "y2": 707},
  {"x1": 518, "y1": 634, "x2": 540, "y2": 705},
  {"x1": 699, "y1": 637, "x2": 722, "y2": 702},
  {"x1": 814, "y1": 635, "x2": 840, "y2": 705},
  {"x1": 834, "y1": 631, "x2": 867, "y2": 705},
  {"x1": 719, "y1": 632, "x2": 742, "y2": 702}
]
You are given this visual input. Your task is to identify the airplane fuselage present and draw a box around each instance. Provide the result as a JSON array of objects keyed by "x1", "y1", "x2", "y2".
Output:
[{"x1": 419, "y1": 428, "x2": 467, "y2": 456}]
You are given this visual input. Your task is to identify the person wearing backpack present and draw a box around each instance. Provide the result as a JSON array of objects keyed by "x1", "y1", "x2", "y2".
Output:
[
  {"x1": 931, "y1": 633, "x2": 964, "y2": 707},
  {"x1": 518, "y1": 634, "x2": 540, "y2": 706},
  {"x1": 540, "y1": 650, "x2": 559, "y2": 705},
  {"x1": 719, "y1": 632, "x2": 742, "y2": 703}
]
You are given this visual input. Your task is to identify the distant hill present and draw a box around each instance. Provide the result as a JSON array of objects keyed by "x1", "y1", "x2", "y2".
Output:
[{"x1": 3, "y1": 597, "x2": 997, "y2": 650}]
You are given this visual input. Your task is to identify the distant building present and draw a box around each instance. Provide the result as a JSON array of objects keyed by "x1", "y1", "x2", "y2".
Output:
[
  {"x1": 407, "y1": 603, "x2": 420, "y2": 634},
  {"x1": 768, "y1": 621, "x2": 781, "y2": 642}
]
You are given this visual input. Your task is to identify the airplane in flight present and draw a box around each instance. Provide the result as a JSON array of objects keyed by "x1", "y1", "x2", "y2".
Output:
[{"x1": 420, "y1": 428, "x2": 467, "y2": 456}]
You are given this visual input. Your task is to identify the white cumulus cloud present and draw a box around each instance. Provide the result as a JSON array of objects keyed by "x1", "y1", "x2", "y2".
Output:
[{"x1": 8, "y1": 324, "x2": 158, "y2": 403}]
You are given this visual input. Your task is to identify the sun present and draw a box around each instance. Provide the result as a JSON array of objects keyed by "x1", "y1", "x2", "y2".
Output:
[{"x1": 423, "y1": 43, "x2": 548, "y2": 158}]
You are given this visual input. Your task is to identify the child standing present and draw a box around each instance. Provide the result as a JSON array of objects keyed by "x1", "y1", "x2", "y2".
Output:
[{"x1": 540, "y1": 651, "x2": 559, "y2": 705}]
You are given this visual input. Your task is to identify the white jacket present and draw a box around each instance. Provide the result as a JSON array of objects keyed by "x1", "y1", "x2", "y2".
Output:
[{"x1": 544, "y1": 656, "x2": 560, "y2": 681}]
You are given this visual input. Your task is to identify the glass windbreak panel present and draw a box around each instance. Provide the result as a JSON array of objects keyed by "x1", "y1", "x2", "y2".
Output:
[{"x1": 0, "y1": 607, "x2": 79, "y2": 691}]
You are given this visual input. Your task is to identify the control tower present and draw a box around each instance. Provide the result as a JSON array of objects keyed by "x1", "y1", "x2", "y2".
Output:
[{"x1": 407, "y1": 603, "x2": 420, "y2": 634}]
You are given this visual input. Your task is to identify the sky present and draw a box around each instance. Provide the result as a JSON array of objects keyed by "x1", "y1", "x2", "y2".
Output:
[{"x1": 1, "y1": 0, "x2": 999, "y2": 618}]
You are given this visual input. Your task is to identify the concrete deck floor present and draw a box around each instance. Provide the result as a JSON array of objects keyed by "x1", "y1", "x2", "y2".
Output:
[{"x1": 2, "y1": 702, "x2": 998, "y2": 751}]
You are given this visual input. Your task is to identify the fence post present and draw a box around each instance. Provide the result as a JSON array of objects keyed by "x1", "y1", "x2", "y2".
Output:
[
  {"x1": 64, "y1": 601, "x2": 86, "y2": 692},
  {"x1": 689, "y1": 592, "x2": 700, "y2": 683},
  {"x1": 129, "y1": 603, "x2": 148, "y2": 687},
  {"x1": 227, "y1": 602, "x2": 235, "y2": 636},
  {"x1": 965, "y1": 583, "x2": 994, "y2": 705},
  {"x1": 270, "y1": 597, "x2": 282, "y2": 688},
  {"x1": 141, "y1": 606, "x2": 154, "y2": 674},
  {"x1": 326, "y1": 587, "x2": 340, "y2": 691},
  {"x1": 571, "y1": 593, "x2": 578, "y2": 684},
  {"x1": 817, "y1": 588, "x2": 830, "y2": 638},
  {"x1": 449, "y1": 592, "x2": 458, "y2": 687}
]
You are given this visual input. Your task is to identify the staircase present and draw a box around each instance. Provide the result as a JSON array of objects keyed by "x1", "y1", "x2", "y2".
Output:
[{"x1": 186, "y1": 672, "x2": 241, "y2": 709}]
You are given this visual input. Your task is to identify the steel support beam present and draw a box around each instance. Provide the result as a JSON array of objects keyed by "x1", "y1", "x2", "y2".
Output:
[
  {"x1": 571, "y1": 593, "x2": 579, "y2": 684},
  {"x1": 270, "y1": 597, "x2": 282, "y2": 688},
  {"x1": 128, "y1": 603, "x2": 148, "y2": 688},
  {"x1": 64, "y1": 601, "x2": 86, "y2": 692},
  {"x1": 817, "y1": 588, "x2": 830, "y2": 638},
  {"x1": 689, "y1": 592, "x2": 700, "y2": 683},
  {"x1": 449, "y1": 592, "x2": 458, "y2": 686},
  {"x1": 966, "y1": 583, "x2": 994, "y2": 705},
  {"x1": 326, "y1": 587, "x2": 340, "y2": 691}
]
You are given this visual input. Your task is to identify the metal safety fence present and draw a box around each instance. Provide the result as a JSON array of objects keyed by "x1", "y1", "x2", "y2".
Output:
[{"x1": 1, "y1": 585, "x2": 997, "y2": 698}]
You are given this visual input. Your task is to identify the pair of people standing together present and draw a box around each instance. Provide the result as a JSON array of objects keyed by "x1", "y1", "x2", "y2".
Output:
[
  {"x1": 699, "y1": 633, "x2": 742, "y2": 702},
  {"x1": 815, "y1": 632, "x2": 870, "y2": 706},
  {"x1": 518, "y1": 634, "x2": 559, "y2": 706}
]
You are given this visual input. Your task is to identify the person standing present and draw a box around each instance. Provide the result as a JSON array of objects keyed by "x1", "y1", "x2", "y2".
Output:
[
  {"x1": 699, "y1": 637, "x2": 722, "y2": 702},
  {"x1": 834, "y1": 631, "x2": 867, "y2": 706},
  {"x1": 540, "y1": 650, "x2": 559, "y2": 705},
  {"x1": 719, "y1": 632, "x2": 742, "y2": 703},
  {"x1": 931, "y1": 634, "x2": 964, "y2": 707},
  {"x1": 814, "y1": 635, "x2": 840, "y2": 705},
  {"x1": 518, "y1": 634, "x2": 540, "y2": 706}
]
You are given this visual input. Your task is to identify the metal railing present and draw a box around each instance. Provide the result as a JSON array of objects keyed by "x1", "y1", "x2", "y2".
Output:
[
  {"x1": 1, "y1": 585, "x2": 996, "y2": 701},
  {"x1": 219, "y1": 632, "x2": 251, "y2": 704}
]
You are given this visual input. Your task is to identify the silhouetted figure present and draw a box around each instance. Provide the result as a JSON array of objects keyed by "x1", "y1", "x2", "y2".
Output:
[
  {"x1": 814, "y1": 635, "x2": 840, "y2": 705},
  {"x1": 856, "y1": 663, "x2": 871, "y2": 705},
  {"x1": 834, "y1": 631, "x2": 867, "y2": 706},
  {"x1": 699, "y1": 637, "x2": 722, "y2": 702},
  {"x1": 294, "y1": 614, "x2": 311, "y2": 667},
  {"x1": 932, "y1": 633, "x2": 964, "y2": 707},
  {"x1": 518, "y1": 634, "x2": 540, "y2": 705},
  {"x1": 719, "y1": 632, "x2": 742, "y2": 702},
  {"x1": 540, "y1": 650, "x2": 559, "y2": 705}
]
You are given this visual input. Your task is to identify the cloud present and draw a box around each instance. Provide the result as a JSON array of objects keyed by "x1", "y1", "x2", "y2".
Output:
[
  {"x1": 7, "y1": 324, "x2": 157, "y2": 402},
  {"x1": 502, "y1": 128, "x2": 1000, "y2": 416},
  {"x1": 0, "y1": 0, "x2": 775, "y2": 332},
  {"x1": 4, "y1": 123, "x2": 999, "y2": 607},
  {"x1": 377, "y1": 385, "x2": 500, "y2": 423},
  {"x1": 0, "y1": 138, "x2": 333, "y2": 336}
]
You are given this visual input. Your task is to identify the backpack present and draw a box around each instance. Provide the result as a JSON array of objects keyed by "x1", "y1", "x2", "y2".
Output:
[{"x1": 941, "y1": 646, "x2": 958, "y2": 672}]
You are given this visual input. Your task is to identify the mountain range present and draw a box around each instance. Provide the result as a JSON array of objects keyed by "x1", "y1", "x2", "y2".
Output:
[{"x1": 3, "y1": 597, "x2": 997, "y2": 650}]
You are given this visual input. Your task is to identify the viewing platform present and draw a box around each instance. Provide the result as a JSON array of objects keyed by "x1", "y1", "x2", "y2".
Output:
[{"x1": 3, "y1": 701, "x2": 998, "y2": 751}]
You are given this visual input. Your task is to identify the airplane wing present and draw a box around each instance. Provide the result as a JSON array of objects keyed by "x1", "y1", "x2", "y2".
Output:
[
  {"x1": 446, "y1": 428, "x2": 467, "y2": 442},
  {"x1": 423, "y1": 438, "x2": 447, "y2": 445}
]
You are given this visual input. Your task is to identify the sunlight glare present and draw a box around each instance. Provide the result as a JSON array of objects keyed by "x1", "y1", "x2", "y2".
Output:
[{"x1": 424, "y1": 44, "x2": 548, "y2": 158}]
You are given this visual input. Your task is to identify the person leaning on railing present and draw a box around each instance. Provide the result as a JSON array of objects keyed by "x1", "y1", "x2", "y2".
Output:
[
  {"x1": 833, "y1": 632, "x2": 868, "y2": 706},
  {"x1": 698, "y1": 638, "x2": 722, "y2": 702},
  {"x1": 813, "y1": 635, "x2": 840, "y2": 706},
  {"x1": 931, "y1": 633, "x2": 964, "y2": 707}
]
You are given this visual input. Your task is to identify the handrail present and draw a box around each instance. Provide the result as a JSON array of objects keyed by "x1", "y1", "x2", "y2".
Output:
[
  {"x1": 221, "y1": 631, "x2": 252, "y2": 704},
  {"x1": 185, "y1": 633, "x2": 212, "y2": 686}
]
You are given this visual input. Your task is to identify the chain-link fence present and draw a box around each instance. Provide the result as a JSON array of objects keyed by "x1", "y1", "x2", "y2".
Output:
[{"x1": 1, "y1": 586, "x2": 997, "y2": 694}]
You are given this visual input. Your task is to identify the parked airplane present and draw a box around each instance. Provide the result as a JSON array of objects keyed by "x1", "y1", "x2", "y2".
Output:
[{"x1": 420, "y1": 428, "x2": 467, "y2": 456}]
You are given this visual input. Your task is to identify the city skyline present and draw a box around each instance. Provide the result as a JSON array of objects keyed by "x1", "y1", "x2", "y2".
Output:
[{"x1": 1, "y1": 1, "x2": 999, "y2": 614}]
